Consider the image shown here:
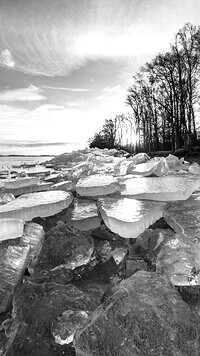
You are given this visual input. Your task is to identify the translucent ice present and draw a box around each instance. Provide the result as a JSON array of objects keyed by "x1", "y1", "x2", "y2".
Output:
[
  {"x1": 0, "y1": 190, "x2": 73, "y2": 222},
  {"x1": 121, "y1": 176, "x2": 199, "y2": 201},
  {"x1": 0, "y1": 218, "x2": 24, "y2": 241},
  {"x1": 98, "y1": 197, "x2": 164, "y2": 239},
  {"x1": 76, "y1": 175, "x2": 120, "y2": 196}
]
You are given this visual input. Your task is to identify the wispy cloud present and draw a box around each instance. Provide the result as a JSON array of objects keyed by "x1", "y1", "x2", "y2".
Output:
[
  {"x1": 67, "y1": 100, "x2": 88, "y2": 107},
  {"x1": 0, "y1": 85, "x2": 45, "y2": 102},
  {"x1": 42, "y1": 85, "x2": 90, "y2": 92},
  {"x1": 103, "y1": 85, "x2": 121, "y2": 93},
  {"x1": 0, "y1": 49, "x2": 15, "y2": 68},
  {"x1": 0, "y1": 0, "x2": 199, "y2": 76}
]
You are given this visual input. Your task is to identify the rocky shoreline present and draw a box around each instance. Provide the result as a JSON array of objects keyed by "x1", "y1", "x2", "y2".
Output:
[{"x1": 0, "y1": 148, "x2": 200, "y2": 355}]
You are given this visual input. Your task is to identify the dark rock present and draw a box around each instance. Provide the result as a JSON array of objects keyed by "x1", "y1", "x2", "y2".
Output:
[
  {"x1": 91, "y1": 225, "x2": 116, "y2": 241},
  {"x1": 6, "y1": 281, "x2": 99, "y2": 355},
  {"x1": 33, "y1": 222, "x2": 94, "y2": 276},
  {"x1": 125, "y1": 257, "x2": 147, "y2": 278},
  {"x1": 74, "y1": 271, "x2": 200, "y2": 356},
  {"x1": 132, "y1": 228, "x2": 175, "y2": 268}
]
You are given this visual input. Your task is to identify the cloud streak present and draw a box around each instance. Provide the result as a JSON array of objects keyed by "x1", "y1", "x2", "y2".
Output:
[
  {"x1": 42, "y1": 85, "x2": 90, "y2": 92},
  {"x1": 0, "y1": 85, "x2": 45, "y2": 102},
  {"x1": 0, "y1": 0, "x2": 200, "y2": 76}
]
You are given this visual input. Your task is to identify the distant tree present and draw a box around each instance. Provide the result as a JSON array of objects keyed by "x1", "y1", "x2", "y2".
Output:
[
  {"x1": 126, "y1": 22, "x2": 200, "y2": 152},
  {"x1": 88, "y1": 115, "x2": 136, "y2": 151}
]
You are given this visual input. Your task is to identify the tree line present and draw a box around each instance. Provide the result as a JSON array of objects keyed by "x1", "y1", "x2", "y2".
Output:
[{"x1": 89, "y1": 23, "x2": 200, "y2": 153}]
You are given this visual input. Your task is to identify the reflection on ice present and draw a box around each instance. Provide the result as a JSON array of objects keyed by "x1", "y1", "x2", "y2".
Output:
[
  {"x1": 98, "y1": 197, "x2": 164, "y2": 239},
  {"x1": 121, "y1": 176, "x2": 200, "y2": 201}
]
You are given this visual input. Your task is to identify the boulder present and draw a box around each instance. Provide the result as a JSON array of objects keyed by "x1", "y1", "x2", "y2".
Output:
[
  {"x1": 0, "y1": 190, "x2": 73, "y2": 221},
  {"x1": 133, "y1": 228, "x2": 175, "y2": 268},
  {"x1": 76, "y1": 175, "x2": 120, "y2": 197},
  {"x1": 121, "y1": 176, "x2": 200, "y2": 201},
  {"x1": 74, "y1": 271, "x2": 200, "y2": 356},
  {"x1": 98, "y1": 197, "x2": 164, "y2": 238},
  {"x1": 33, "y1": 222, "x2": 94, "y2": 275},
  {"x1": 6, "y1": 282, "x2": 99, "y2": 355}
]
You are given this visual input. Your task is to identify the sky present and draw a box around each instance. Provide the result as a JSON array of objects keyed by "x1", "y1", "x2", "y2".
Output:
[{"x1": 0, "y1": 0, "x2": 200, "y2": 155}]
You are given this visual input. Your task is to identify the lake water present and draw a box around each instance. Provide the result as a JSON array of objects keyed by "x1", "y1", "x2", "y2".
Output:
[{"x1": 0, "y1": 156, "x2": 54, "y2": 172}]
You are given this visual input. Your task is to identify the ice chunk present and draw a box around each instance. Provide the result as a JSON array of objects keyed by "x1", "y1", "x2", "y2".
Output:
[
  {"x1": 127, "y1": 160, "x2": 158, "y2": 176},
  {"x1": 3, "y1": 182, "x2": 52, "y2": 197},
  {"x1": 0, "y1": 190, "x2": 73, "y2": 221},
  {"x1": 188, "y1": 163, "x2": 200, "y2": 175},
  {"x1": 156, "y1": 235, "x2": 200, "y2": 286},
  {"x1": 98, "y1": 197, "x2": 164, "y2": 239},
  {"x1": 0, "y1": 177, "x2": 39, "y2": 189},
  {"x1": 64, "y1": 198, "x2": 101, "y2": 231},
  {"x1": 0, "y1": 193, "x2": 15, "y2": 204},
  {"x1": 76, "y1": 175, "x2": 120, "y2": 196},
  {"x1": 165, "y1": 154, "x2": 180, "y2": 168},
  {"x1": 0, "y1": 245, "x2": 30, "y2": 312},
  {"x1": 20, "y1": 222, "x2": 45, "y2": 272},
  {"x1": 121, "y1": 176, "x2": 199, "y2": 201},
  {"x1": 52, "y1": 180, "x2": 75, "y2": 192},
  {"x1": 0, "y1": 218, "x2": 24, "y2": 241},
  {"x1": 129, "y1": 152, "x2": 150, "y2": 165},
  {"x1": 52, "y1": 310, "x2": 89, "y2": 345},
  {"x1": 164, "y1": 192, "x2": 200, "y2": 238},
  {"x1": 127, "y1": 158, "x2": 169, "y2": 177}
]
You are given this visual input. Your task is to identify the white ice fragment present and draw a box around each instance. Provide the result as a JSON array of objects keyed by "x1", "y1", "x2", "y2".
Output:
[
  {"x1": 76, "y1": 175, "x2": 120, "y2": 196},
  {"x1": 0, "y1": 190, "x2": 73, "y2": 221},
  {"x1": 0, "y1": 218, "x2": 24, "y2": 241},
  {"x1": 121, "y1": 176, "x2": 199, "y2": 201}
]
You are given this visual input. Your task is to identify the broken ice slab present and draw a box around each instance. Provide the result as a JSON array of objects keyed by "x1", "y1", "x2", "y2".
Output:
[
  {"x1": 0, "y1": 190, "x2": 73, "y2": 222},
  {"x1": 51, "y1": 180, "x2": 75, "y2": 192},
  {"x1": 0, "y1": 218, "x2": 24, "y2": 241},
  {"x1": 0, "y1": 193, "x2": 15, "y2": 204},
  {"x1": 98, "y1": 197, "x2": 164, "y2": 239},
  {"x1": 64, "y1": 198, "x2": 101, "y2": 231},
  {"x1": 0, "y1": 177, "x2": 39, "y2": 189},
  {"x1": 2, "y1": 182, "x2": 52, "y2": 197},
  {"x1": 127, "y1": 160, "x2": 158, "y2": 176},
  {"x1": 76, "y1": 175, "x2": 120, "y2": 197},
  {"x1": 20, "y1": 223, "x2": 45, "y2": 273},
  {"x1": 127, "y1": 158, "x2": 169, "y2": 177},
  {"x1": 188, "y1": 163, "x2": 200, "y2": 175},
  {"x1": 121, "y1": 176, "x2": 200, "y2": 201},
  {"x1": 164, "y1": 192, "x2": 200, "y2": 239},
  {"x1": 129, "y1": 152, "x2": 150, "y2": 165},
  {"x1": 0, "y1": 245, "x2": 30, "y2": 312},
  {"x1": 156, "y1": 235, "x2": 200, "y2": 287},
  {"x1": 165, "y1": 154, "x2": 180, "y2": 168},
  {"x1": 113, "y1": 159, "x2": 133, "y2": 176}
]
